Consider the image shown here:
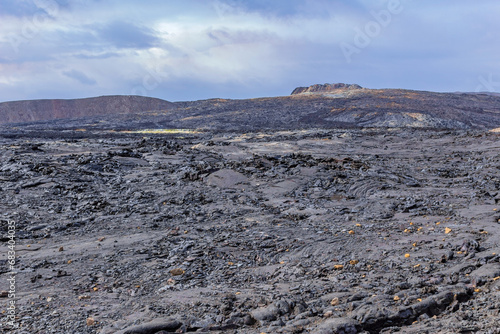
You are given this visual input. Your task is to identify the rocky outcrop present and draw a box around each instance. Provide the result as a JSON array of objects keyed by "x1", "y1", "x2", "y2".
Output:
[
  {"x1": 0, "y1": 95, "x2": 175, "y2": 124},
  {"x1": 291, "y1": 83, "x2": 363, "y2": 95}
]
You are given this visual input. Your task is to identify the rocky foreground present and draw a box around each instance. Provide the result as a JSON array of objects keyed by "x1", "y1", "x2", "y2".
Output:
[{"x1": 1, "y1": 128, "x2": 500, "y2": 333}]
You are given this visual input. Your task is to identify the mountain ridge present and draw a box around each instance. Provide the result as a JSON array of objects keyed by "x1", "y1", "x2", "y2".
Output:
[
  {"x1": 2, "y1": 84, "x2": 500, "y2": 130},
  {"x1": 0, "y1": 95, "x2": 175, "y2": 125}
]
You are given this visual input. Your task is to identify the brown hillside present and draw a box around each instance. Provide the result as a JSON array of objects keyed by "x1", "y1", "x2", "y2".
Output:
[{"x1": 0, "y1": 95, "x2": 175, "y2": 124}]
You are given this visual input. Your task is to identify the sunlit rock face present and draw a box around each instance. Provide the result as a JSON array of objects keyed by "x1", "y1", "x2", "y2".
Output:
[{"x1": 291, "y1": 83, "x2": 363, "y2": 95}]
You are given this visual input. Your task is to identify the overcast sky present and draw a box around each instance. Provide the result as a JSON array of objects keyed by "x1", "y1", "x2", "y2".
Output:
[{"x1": 1, "y1": 0, "x2": 499, "y2": 102}]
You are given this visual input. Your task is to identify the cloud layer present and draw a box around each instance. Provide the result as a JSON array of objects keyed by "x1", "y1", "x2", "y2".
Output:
[{"x1": 0, "y1": 0, "x2": 499, "y2": 102}]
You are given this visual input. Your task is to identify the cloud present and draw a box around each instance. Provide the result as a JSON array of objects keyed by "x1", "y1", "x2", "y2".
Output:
[
  {"x1": 1, "y1": 0, "x2": 500, "y2": 103},
  {"x1": 63, "y1": 69, "x2": 97, "y2": 85},
  {"x1": 73, "y1": 52, "x2": 121, "y2": 59},
  {"x1": 95, "y1": 20, "x2": 160, "y2": 49}
]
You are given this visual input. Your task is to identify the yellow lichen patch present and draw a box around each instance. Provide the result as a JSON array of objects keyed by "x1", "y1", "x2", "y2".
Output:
[
  {"x1": 334, "y1": 265, "x2": 344, "y2": 270},
  {"x1": 349, "y1": 260, "x2": 359, "y2": 265},
  {"x1": 445, "y1": 227, "x2": 452, "y2": 234},
  {"x1": 170, "y1": 268, "x2": 185, "y2": 276},
  {"x1": 348, "y1": 230, "x2": 355, "y2": 235},
  {"x1": 393, "y1": 296, "x2": 400, "y2": 301},
  {"x1": 405, "y1": 254, "x2": 410, "y2": 258}
]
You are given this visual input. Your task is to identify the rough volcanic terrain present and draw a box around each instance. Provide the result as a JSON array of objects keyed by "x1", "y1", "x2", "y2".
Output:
[
  {"x1": 1, "y1": 128, "x2": 500, "y2": 333},
  {"x1": 2, "y1": 84, "x2": 500, "y2": 131}
]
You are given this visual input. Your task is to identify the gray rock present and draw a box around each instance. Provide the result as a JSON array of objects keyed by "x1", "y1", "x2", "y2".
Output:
[
  {"x1": 314, "y1": 317, "x2": 359, "y2": 334},
  {"x1": 288, "y1": 318, "x2": 311, "y2": 327},
  {"x1": 191, "y1": 316, "x2": 216, "y2": 329},
  {"x1": 412, "y1": 288, "x2": 470, "y2": 317},
  {"x1": 470, "y1": 263, "x2": 500, "y2": 283},
  {"x1": 206, "y1": 169, "x2": 249, "y2": 189},
  {"x1": 118, "y1": 318, "x2": 182, "y2": 334},
  {"x1": 251, "y1": 304, "x2": 280, "y2": 323},
  {"x1": 347, "y1": 291, "x2": 368, "y2": 302},
  {"x1": 275, "y1": 300, "x2": 292, "y2": 315},
  {"x1": 352, "y1": 304, "x2": 389, "y2": 327}
]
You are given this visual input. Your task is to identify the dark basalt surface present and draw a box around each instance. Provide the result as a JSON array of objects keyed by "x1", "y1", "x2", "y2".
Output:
[
  {"x1": 2, "y1": 84, "x2": 500, "y2": 130},
  {"x1": 1, "y1": 128, "x2": 500, "y2": 333}
]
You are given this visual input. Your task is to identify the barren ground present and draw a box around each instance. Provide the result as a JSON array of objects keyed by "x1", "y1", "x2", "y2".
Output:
[{"x1": 1, "y1": 129, "x2": 500, "y2": 333}]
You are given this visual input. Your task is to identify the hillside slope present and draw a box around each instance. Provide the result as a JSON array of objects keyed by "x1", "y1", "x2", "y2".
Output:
[
  {"x1": 0, "y1": 95, "x2": 175, "y2": 124},
  {"x1": 2, "y1": 84, "x2": 500, "y2": 130}
]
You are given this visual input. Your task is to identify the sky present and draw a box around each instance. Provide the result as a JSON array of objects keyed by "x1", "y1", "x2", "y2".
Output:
[{"x1": 0, "y1": 0, "x2": 500, "y2": 102}]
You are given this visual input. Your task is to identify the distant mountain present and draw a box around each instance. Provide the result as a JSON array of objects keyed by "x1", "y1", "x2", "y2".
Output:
[
  {"x1": 0, "y1": 95, "x2": 175, "y2": 124},
  {"x1": 2, "y1": 84, "x2": 500, "y2": 130},
  {"x1": 288, "y1": 84, "x2": 500, "y2": 129}
]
